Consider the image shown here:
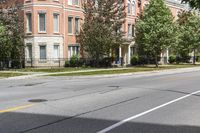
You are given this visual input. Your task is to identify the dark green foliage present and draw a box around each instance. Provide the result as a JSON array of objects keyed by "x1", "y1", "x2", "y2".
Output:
[
  {"x1": 65, "y1": 60, "x2": 70, "y2": 67},
  {"x1": 131, "y1": 55, "x2": 139, "y2": 65},
  {"x1": 135, "y1": 0, "x2": 176, "y2": 67},
  {"x1": 169, "y1": 55, "x2": 191, "y2": 64},
  {"x1": 69, "y1": 55, "x2": 79, "y2": 67},
  {"x1": 0, "y1": 1, "x2": 24, "y2": 69},
  {"x1": 78, "y1": 0, "x2": 126, "y2": 67},
  {"x1": 169, "y1": 55, "x2": 176, "y2": 64},
  {"x1": 99, "y1": 57, "x2": 113, "y2": 68},
  {"x1": 175, "y1": 11, "x2": 192, "y2": 59},
  {"x1": 177, "y1": 11, "x2": 200, "y2": 64},
  {"x1": 66, "y1": 55, "x2": 85, "y2": 67},
  {"x1": 182, "y1": 0, "x2": 200, "y2": 9}
]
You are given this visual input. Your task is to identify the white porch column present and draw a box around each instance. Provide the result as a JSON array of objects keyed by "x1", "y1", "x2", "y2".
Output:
[
  {"x1": 70, "y1": 47, "x2": 73, "y2": 58},
  {"x1": 128, "y1": 45, "x2": 131, "y2": 64},
  {"x1": 119, "y1": 46, "x2": 122, "y2": 66},
  {"x1": 166, "y1": 48, "x2": 169, "y2": 64},
  {"x1": 119, "y1": 46, "x2": 122, "y2": 58}
]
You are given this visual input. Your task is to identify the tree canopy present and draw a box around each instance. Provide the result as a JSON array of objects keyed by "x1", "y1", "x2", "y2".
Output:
[
  {"x1": 178, "y1": 12, "x2": 200, "y2": 64},
  {"x1": 135, "y1": 0, "x2": 176, "y2": 67},
  {"x1": 0, "y1": 0, "x2": 24, "y2": 68},
  {"x1": 78, "y1": 0, "x2": 126, "y2": 67}
]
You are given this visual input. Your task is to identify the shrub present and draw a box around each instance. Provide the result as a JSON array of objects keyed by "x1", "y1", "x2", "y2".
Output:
[
  {"x1": 99, "y1": 57, "x2": 113, "y2": 67},
  {"x1": 168, "y1": 55, "x2": 176, "y2": 64},
  {"x1": 182, "y1": 56, "x2": 191, "y2": 63},
  {"x1": 131, "y1": 55, "x2": 139, "y2": 65},
  {"x1": 197, "y1": 56, "x2": 200, "y2": 62},
  {"x1": 65, "y1": 60, "x2": 70, "y2": 67},
  {"x1": 70, "y1": 55, "x2": 79, "y2": 67}
]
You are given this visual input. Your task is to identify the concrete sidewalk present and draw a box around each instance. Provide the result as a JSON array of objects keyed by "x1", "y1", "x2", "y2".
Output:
[
  {"x1": 0, "y1": 68, "x2": 132, "y2": 80},
  {"x1": 1, "y1": 67, "x2": 200, "y2": 80}
]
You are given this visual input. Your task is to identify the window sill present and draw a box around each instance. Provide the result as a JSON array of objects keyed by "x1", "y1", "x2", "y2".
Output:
[
  {"x1": 68, "y1": 33, "x2": 74, "y2": 36},
  {"x1": 26, "y1": 32, "x2": 32, "y2": 35},
  {"x1": 74, "y1": 5, "x2": 80, "y2": 8},
  {"x1": 38, "y1": 31, "x2": 47, "y2": 34},
  {"x1": 53, "y1": 32, "x2": 60, "y2": 35},
  {"x1": 53, "y1": 0, "x2": 60, "y2": 3}
]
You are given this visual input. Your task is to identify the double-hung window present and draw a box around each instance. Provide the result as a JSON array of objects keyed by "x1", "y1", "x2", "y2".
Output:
[
  {"x1": 128, "y1": 0, "x2": 131, "y2": 14},
  {"x1": 53, "y1": 13, "x2": 59, "y2": 33},
  {"x1": 38, "y1": 12, "x2": 46, "y2": 32},
  {"x1": 132, "y1": 24, "x2": 135, "y2": 37},
  {"x1": 53, "y1": 44, "x2": 60, "y2": 59},
  {"x1": 75, "y1": 18, "x2": 80, "y2": 34},
  {"x1": 68, "y1": 17, "x2": 73, "y2": 34},
  {"x1": 128, "y1": 24, "x2": 132, "y2": 37},
  {"x1": 40, "y1": 45, "x2": 46, "y2": 60},
  {"x1": 26, "y1": 13, "x2": 32, "y2": 33},
  {"x1": 68, "y1": 0, "x2": 72, "y2": 5},
  {"x1": 132, "y1": 0, "x2": 135, "y2": 15},
  {"x1": 26, "y1": 44, "x2": 32, "y2": 59},
  {"x1": 73, "y1": 0, "x2": 79, "y2": 5},
  {"x1": 68, "y1": 46, "x2": 79, "y2": 58}
]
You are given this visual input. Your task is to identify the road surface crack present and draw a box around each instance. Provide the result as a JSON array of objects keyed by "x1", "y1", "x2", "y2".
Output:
[{"x1": 20, "y1": 97, "x2": 139, "y2": 133}]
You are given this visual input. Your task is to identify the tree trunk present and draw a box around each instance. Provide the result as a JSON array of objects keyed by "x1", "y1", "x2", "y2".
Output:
[
  {"x1": 193, "y1": 49, "x2": 196, "y2": 65},
  {"x1": 96, "y1": 55, "x2": 100, "y2": 68},
  {"x1": 155, "y1": 55, "x2": 158, "y2": 68}
]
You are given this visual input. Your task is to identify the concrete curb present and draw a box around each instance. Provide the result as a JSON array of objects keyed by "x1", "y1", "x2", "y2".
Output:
[
  {"x1": 55, "y1": 67, "x2": 200, "y2": 80},
  {"x1": 1, "y1": 67, "x2": 200, "y2": 81}
]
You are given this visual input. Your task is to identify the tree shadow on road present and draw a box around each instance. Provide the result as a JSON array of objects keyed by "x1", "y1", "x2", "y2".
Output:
[{"x1": 1, "y1": 112, "x2": 200, "y2": 133}]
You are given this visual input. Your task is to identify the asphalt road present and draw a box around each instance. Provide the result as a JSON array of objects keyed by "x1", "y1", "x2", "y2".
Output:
[{"x1": 1, "y1": 70, "x2": 200, "y2": 133}]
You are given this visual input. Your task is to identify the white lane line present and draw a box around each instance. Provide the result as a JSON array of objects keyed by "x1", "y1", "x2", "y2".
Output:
[{"x1": 97, "y1": 90, "x2": 200, "y2": 133}]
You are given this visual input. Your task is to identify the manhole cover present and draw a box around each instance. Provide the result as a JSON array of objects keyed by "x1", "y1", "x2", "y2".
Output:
[
  {"x1": 108, "y1": 86, "x2": 120, "y2": 88},
  {"x1": 24, "y1": 83, "x2": 44, "y2": 87},
  {"x1": 28, "y1": 99, "x2": 48, "y2": 103}
]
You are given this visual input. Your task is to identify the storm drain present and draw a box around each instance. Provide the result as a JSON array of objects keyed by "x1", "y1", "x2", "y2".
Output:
[{"x1": 28, "y1": 99, "x2": 48, "y2": 103}]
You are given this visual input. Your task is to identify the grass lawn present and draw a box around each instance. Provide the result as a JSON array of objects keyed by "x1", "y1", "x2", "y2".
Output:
[
  {"x1": 48, "y1": 64, "x2": 200, "y2": 76},
  {"x1": 0, "y1": 72, "x2": 25, "y2": 78},
  {"x1": 17, "y1": 67, "x2": 95, "y2": 73}
]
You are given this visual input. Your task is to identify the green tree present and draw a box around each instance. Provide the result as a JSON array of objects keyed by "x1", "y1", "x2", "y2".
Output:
[
  {"x1": 175, "y1": 11, "x2": 192, "y2": 60},
  {"x1": 135, "y1": 0, "x2": 176, "y2": 67},
  {"x1": 179, "y1": 12, "x2": 200, "y2": 64},
  {"x1": 0, "y1": 0, "x2": 24, "y2": 68},
  {"x1": 0, "y1": 23, "x2": 12, "y2": 68},
  {"x1": 78, "y1": 0, "x2": 126, "y2": 67}
]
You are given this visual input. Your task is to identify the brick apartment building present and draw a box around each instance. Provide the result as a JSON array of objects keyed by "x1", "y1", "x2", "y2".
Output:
[{"x1": 1, "y1": 0, "x2": 190, "y2": 67}]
